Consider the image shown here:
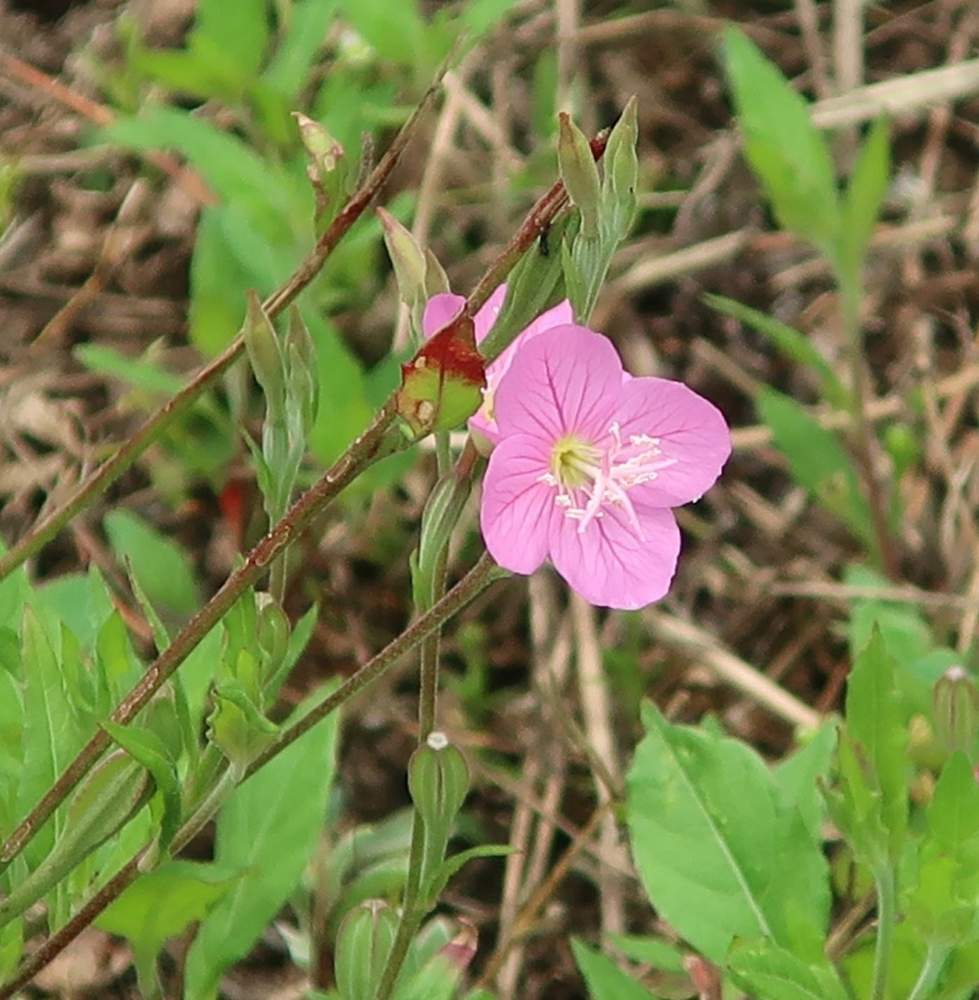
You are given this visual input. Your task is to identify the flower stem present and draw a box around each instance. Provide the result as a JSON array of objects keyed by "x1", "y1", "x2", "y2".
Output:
[
  {"x1": 0, "y1": 554, "x2": 506, "y2": 997},
  {"x1": 907, "y1": 942, "x2": 949, "y2": 1000},
  {"x1": 870, "y1": 864, "x2": 897, "y2": 1000},
  {"x1": 373, "y1": 568, "x2": 449, "y2": 1000}
]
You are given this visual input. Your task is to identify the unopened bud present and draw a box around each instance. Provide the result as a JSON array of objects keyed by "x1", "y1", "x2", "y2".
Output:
[
  {"x1": 413, "y1": 474, "x2": 471, "y2": 607},
  {"x1": 256, "y1": 593, "x2": 290, "y2": 671},
  {"x1": 293, "y1": 112, "x2": 344, "y2": 173},
  {"x1": 934, "y1": 665, "x2": 978, "y2": 756},
  {"x1": 244, "y1": 291, "x2": 285, "y2": 412},
  {"x1": 558, "y1": 113, "x2": 601, "y2": 238},
  {"x1": 378, "y1": 206, "x2": 427, "y2": 314},
  {"x1": 335, "y1": 900, "x2": 399, "y2": 1000},
  {"x1": 424, "y1": 247, "x2": 450, "y2": 298},
  {"x1": 603, "y1": 96, "x2": 639, "y2": 205},
  {"x1": 408, "y1": 734, "x2": 470, "y2": 841}
]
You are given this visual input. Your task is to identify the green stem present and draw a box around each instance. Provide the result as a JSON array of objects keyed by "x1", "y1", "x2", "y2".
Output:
[
  {"x1": 870, "y1": 864, "x2": 897, "y2": 1000},
  {"x1": 907, "y1": 942, "x2": 949, "y2": 1000},
  {"x1": 374, "y1": 813, "x2": 426, "y2": 1000}
]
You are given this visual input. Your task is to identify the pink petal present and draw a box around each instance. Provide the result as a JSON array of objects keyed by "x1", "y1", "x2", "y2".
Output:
[
  {"x1": 474, "y1": 284, "x2": 508, "y2": 343},
  {"x1": 493, "y1": 326, "x2": 623, "y2": 443},
  {"x1": 421, "y1": 285, "x2": 506, "y2": 342},
  {"x1": 614, "y1": 377, "x2": 731, "y2": 507},
  {"x1": 479, "y1": 435, "x2": 556, "y2": 574},
  {"x1": 548, "y1": 504, "x2": 681, "y2": 609},
  {"x1": 470, "y1": 299, "x2": 575, "y2": 445},
  {"x1": 422, "y1": 293, "x2": 465, "y2": 338}
]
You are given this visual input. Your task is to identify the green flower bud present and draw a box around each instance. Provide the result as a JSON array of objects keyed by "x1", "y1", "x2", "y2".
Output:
[
  {"x1": 244, "y1": 290, "x2": 285, "y2": 413},
  {"x1": 424, "y1": 247, "x2": 450, "y2": 298},
  {"x1": 884, "y1": 422, "x2": 920, "y2": 479},
  {"x1": 413, "y1": 473, "x2": 471, "y2": 608},
  {"x1": 602, "y1": 96, "x2": 639, "y2": 205},
  {"x1": 378, "y1": 206, "x2": 428, "y2": 314},
  {"x1": 335, "y1": 900, "x2": 399, "y2": 1000},
  {"x1": 256, "y1": 593, "x2": 290, "y2": 673},
  {"x1": 558, "y1": 113, "x2": 601, "y2": 238},
  {"x1": 408, "y1": 732, "x2": 470, "y2": 888},
  {"x1": 933, "y1": 665, "x2": 978, "y2": 757},
  {"x1": 286, "y1": 334, "x2": 319, "y2": 438},
  {"x1": 293, "y1": 112, "x2": 347, "y2": 219},
  {"x1": 293, "y1": 112, "x2": 344, "y2": 173}
]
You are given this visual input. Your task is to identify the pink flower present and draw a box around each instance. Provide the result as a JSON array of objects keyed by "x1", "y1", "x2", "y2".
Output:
[
  {"x1": 423, "y1": 286, "x2": 573, "y2": 446},
  {"x1": 479, "y1": 326, "x2": 730, "y2": 609}
]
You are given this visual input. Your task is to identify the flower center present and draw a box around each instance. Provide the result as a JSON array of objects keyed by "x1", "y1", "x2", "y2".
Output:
[
  {"x1": 539, "y1": 423, "x2": 677, "y2": 536},
  {"x1": 550, "y1": 436, "x2": 601, "y2": 490}
]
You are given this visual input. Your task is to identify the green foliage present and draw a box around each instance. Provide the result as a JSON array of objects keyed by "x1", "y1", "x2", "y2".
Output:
[
  {"x1": 98, "y1": 861, "x2": 239, "y2": 999},
  {"x1": 727, "y1": 940, "x2": 850, "y2": 1000},
  {"x1": 103, "y1": 509, "x2": 200, "y2": 619},
  {"x1": 703, "y1": 293, "x2": 848, "y2": 407},
  {"x1": 626, "y1": 704, "x2": 829, "y2": 965},
  {"x1": 184, "y1": 695, "x2": 339, "y2": 998},
  {"x1": 572, "y1": 938, "x2": 662, "y2": 1000},
  {"x1": 757, "y1": 388, "x2": 873, "y2": 543},
  {"x1": 722, "y1": 28, "x2": 840, "y2": 256}
]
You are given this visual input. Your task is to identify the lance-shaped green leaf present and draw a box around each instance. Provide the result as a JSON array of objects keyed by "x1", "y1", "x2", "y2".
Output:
[
  {"x1": 243, "y1": 290, "x2": 286, "y2": 414},
  {"x1": 571, "y1": 938, "x2": 662, "y2": 1000},
  {"x1": 722, "y1": 28, "x2": 840, "y2": 255},
  {"x1": 17, "y1": 605, "x2": 82, "y2": 866},
  {"x1": 905, "y1": 752, "x2": 979, "y2": 946},
  {"x1": 838, "y1": 118, "x2": 890, "y2": 282},
  {"x1": 845, "y1": 627, "x2": 908, "y2": 859},
  {"x1": 397, "y1": 311, "x2": 485, "y2": 435}
]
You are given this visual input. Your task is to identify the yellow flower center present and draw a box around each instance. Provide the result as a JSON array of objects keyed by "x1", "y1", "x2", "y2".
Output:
[{"x1": 550, "y1": 436, "x2": 601, "y2": 490}]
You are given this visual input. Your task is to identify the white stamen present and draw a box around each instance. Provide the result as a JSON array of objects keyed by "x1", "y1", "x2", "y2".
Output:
[{"x1": 548, "y1": 422, "x2": 678, "y2": 540}]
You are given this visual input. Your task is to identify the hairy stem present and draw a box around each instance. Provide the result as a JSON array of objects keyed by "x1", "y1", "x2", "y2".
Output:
[
  {"x1": 0, "y1": 68, "x2": 446, "y2": 584},
  {"x1": 0, "y1": 553, "x2": 505, "y2": 997}
]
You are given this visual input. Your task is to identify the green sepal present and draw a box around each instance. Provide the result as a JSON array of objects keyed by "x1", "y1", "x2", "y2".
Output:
[{"x1": 397, "y1": 313, "x2": 485, "y2": 435}]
